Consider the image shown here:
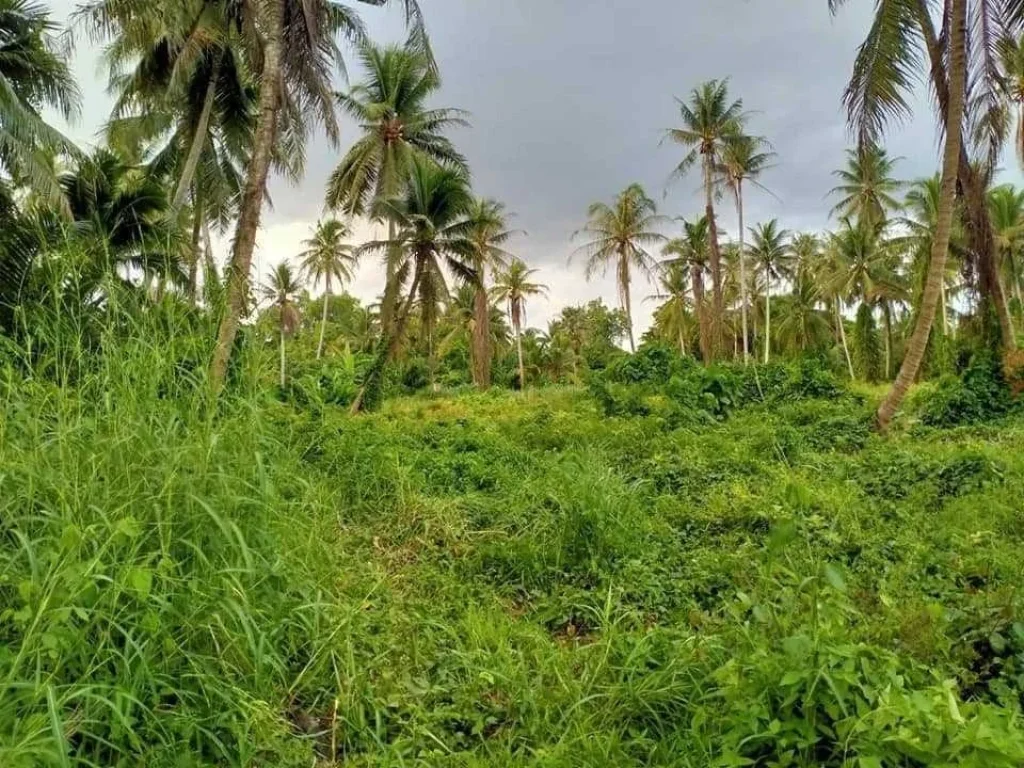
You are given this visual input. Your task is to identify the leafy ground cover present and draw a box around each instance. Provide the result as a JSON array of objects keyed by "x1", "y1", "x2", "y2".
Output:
[{"x1": 3, "y1": 331, "x2": 1024, "y2": 766}]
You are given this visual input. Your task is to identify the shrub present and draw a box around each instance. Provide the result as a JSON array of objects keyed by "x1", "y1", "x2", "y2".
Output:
[{"x1": 920, "y1": 350, "x2": 1014, "y2": 428}]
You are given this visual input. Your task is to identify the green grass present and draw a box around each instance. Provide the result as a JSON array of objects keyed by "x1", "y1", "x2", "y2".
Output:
[{"x1": 3, "y1": 321, "x2": 1024, "y2": 765}]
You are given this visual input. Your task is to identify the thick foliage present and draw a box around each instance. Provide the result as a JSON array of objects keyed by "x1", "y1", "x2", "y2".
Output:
[{"x1": 2, "y1": 313, "x2": 1024, "y2": 765}]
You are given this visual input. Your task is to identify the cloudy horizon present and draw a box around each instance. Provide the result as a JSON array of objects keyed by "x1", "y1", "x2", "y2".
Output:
[{"x1": 48, "y1": 0, "x2": 1024, "y2": 338}]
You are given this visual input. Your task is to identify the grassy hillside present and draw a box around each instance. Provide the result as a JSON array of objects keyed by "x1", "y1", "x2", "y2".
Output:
[{"x1": 3, "y1": 332, "x2": 1024, "y2": 766}]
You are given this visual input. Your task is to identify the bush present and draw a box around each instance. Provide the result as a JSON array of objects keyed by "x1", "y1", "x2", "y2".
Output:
[{"x1": 920, "y1": 350, "x2": 1014, "y2": 428}]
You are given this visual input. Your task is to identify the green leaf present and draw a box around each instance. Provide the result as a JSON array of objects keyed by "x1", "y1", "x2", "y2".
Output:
[
  {"x1": 824, "y1": 563, "x2": 847, "y2": 593},
  {"x1": 127, "y1": 567, "x2": 152, "y2": 599}
]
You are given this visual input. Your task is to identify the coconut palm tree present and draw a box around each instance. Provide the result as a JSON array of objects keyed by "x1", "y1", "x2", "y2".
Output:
[
  {"x1": 351, "y1": 156, "x2": 474, "y2": 411},
  {"x1": 325, "y1": 41, "x2": 467, "y2": 332},
  {"x1": 207, "y1": 0, "x2": 431, "y2": 393},
  {"x1": 662, "y1": 217, "x2": 712, "y2": 361},
  {"x1": 463, "y1": 198, "x2": 517, "y2": 388},
  {"x1": 298, "y1": 219, "x2": 357, "y2": 360},
  {"x1": 829, "y1": 146, "x2": 903, "y2": 228},
  {"x1": 988, "y1": 185, "x2": 1024, "y2": 316},
  {"x1": 665, "y1": 79, "x2": 745, "y2": 358},
  {"x1": 748, "y1": 219, "x2": 792, "y2": 363},
  {"x1": 776, "y1": 269, "x2": 829, "y2": 354},
  {"x1": 492, "y1": 258, "x2": 547, "y2": 390},
  {"x1": 717, "y1": 133, "x2": 774, "y2": 364},
  {"x1": 648, "y1": 261, "x2": 691, "y2": 356},
  {"x1": 573, "y1": 183, "x2": 666, "y2": 352},
  {"x1": 831, "y1": 0, "x2": 1007, "y2": 421},
  {"x1": 0, "y1": 0, "x2": 79, "y2": 210},
  {"x1": 261, "y1": 262, "x2": 303, "y2": 389}
]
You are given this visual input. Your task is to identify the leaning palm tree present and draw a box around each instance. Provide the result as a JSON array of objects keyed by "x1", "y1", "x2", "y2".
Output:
[
  {"x1": 0, "y1": 0, "x2": 79, "y2": 211},
  {"x1": 261, "y1": 262, "x2": 303, "y2": 389},
  {"x1": 662, "y1": 217, "x2": 712, "y2": 361},
  {"x1": 572, "y1": 183, "x2": 667, "y2": 352},
  {"x1": 208, "y1": 0, "x2": 431, "y2": 394},
  {"x1": 830, "y1": 0, "x2": 1002, "y2": 421},
  {"x1": 325, "y1": 41, "x2": 467, "y2": 331},
  {"x1": 748, "y1": 219, "x2": 792, "y2": 363},
  {"x1": 351, "y1": 156, "x2": 474, "y2": 412},
  {"x1": 834, "y1": 0, "x2": 1016, "y2": 357},
  {"x1": 665, "y1": 79, "x2": 745, "y2": 358},
  {"x1": 829, "y1": 146, "x2": 903, "y2": 228},
  {"x1": 463, "y1": 198, "x2": 517, "y2": 388},
  {"x1": 717, "y1": 133, "x2": 775, "y2": 364},
  {"x1": 298, "y1": 219, "x2": 357, "y2": 359},
  {"x1": 492, "y1": 258, "x2": 547, "y2": 390}
]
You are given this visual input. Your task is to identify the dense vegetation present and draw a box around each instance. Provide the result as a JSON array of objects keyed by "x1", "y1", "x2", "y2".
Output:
[{"x1": 3, "y1": 0, "x2": 1024, "y2": 764}]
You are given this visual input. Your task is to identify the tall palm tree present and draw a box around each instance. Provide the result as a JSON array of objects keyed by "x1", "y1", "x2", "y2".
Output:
[
  {"x1": 0, "y1": 0, "x2": 79, "y2": 210},
  {"x1": 665, "y1": 79, "x2": 745, "y2": 358},
  {"x1": 352, "y1": 155, "x2": 474, "y2": 412},
  {"x1": 829, "y1": 146, "x2": 903, "y2": 228},
  {"x1": 208, "y1": 0, "x2": 431, "y2": 393},
  {"x1": 463, "y1": 198, "x2": 517, "y2": 388},
  {"x1": 717, "y1": 133, "x2": 774, "y2": 364},
  {"x1": 662, "y1": 217, "x2": 712, "y2": 361},
  {"x1": 261, "y1": 262, "x2": 303, "y2": 389},
  {"x1": 325, "y1": 41, "x2": 467, "y2": 332},
  {"x1": 573, "y1": 183, "x2": 666, "y2": 352},
  {"x1": 492, "y1": 259, "x2": 547, "y2": 389},
  {"x1": 298, "y1": 219, "x2": 357, "y2": 360},
  {"x1": 748, "y1": 219, "x2": 792, "y2": 363},
  {"x1": 877, "y1": 0, "x2": 967, "y2": 426},
  {"x1": 832, "y1": 0, "x2": 1012, "y2": 422}
]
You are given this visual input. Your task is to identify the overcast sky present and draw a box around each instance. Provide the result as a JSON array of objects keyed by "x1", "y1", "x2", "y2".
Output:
[{"x1": 48, "y1": 0, "x2": 1024, "y2": 335}]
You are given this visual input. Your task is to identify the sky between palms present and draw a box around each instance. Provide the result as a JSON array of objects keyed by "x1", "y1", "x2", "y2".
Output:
[{"x1": 49, "y1": 0, "x2": 1024, "y2": 337}]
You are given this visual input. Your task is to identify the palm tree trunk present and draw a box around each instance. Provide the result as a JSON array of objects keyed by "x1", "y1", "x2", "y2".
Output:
[
  {"x1": 763, "y1": 270, "x2": 771, "y2": 364},
  {"x1": 737, "y1": 187, "x2": 749, "y2": 364},
  {"x1": 704, "y1": 154, "x2": 724, "y2": 358},
  {"x1": 838, "y1": 303, "x2": 855, "y2": 379},
  {"x1": 202, "y1": 221, "x2": 220, "y2": 304},
  {"x1": 279, "y1": 327, "x2": 286, "y2": 389},
  {"x1": 877, "y1": 0, "x2": 966, "y2": 430},
  {"x1": 472, "y1": 278, "x2": 491, "y2": 388},
  {"x1": 172, "y1": 56, "x2": 222, "y2": 210},
  {"x1": 882, "y1": 310, "x2": 891, "y2": 379},
  {"x1": 678, "y1": 323, "x2": 686, "y2": 356},
  {"x1": 515, "y1": 320, "x2": 525, "y2": 391},
  {"x1": 692, "y1": 267, "x2": 710, "y2": 361},
  {"x1": 940, "y1": 279, "x2": 949, "y2": 336},
  {"x1": 317, "y1": 273, "x2": 331, "y2": 360},
  {"x1": 188, "y1": 200, "x2": 202, "y2": 304},
  {"x1": 209, "y1": 0, "x2": 282, "y2": 394},
  {"x1": 380, "y1": 219, "x2": 400, "y2": 335},
  {"x1": 620, "y1": 256, "x2": 635, "y2": 353},
  {"x1": 351, "y1": 257, "x2": 426, "y2": 413}
]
